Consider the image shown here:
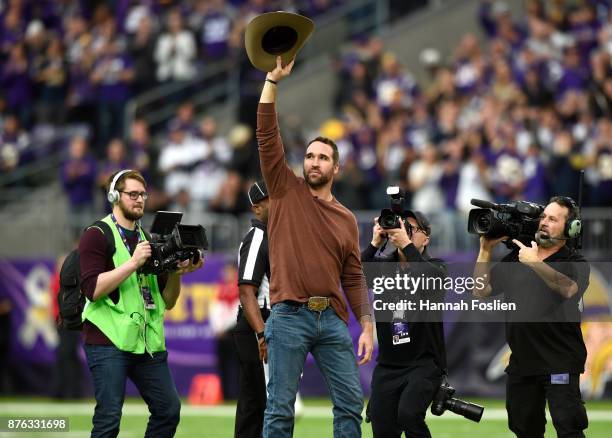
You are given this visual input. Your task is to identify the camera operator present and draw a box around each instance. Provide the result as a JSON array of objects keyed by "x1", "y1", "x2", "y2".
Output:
[
  {"x1": 79, "y1": 169, "x2": 204, "y2": 438},
  {"x1": 473, "y1": 196, "x2": 590, "y2": 438},
  {"x1": 362, "y1": 210, "x2": 448, "y2": 438}
]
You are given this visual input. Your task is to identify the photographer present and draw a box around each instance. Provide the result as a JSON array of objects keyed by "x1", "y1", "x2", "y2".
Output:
[
  {"x1": 473, "y1": 196, "x2": 590, "y2": 438},
  {"x1": 79, "y1": 169, "x2": 203, "y2": 438},
  {"x1": 362, "y1": 209, "x2": 447, "y2": 438}
]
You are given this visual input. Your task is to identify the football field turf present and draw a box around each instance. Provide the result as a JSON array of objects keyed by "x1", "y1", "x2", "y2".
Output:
[{"x1": 1, "y1": 398, "x2": 611, "y2": 437}]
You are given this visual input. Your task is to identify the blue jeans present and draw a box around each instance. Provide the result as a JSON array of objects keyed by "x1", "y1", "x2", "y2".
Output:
[
  {"x1": 263, "y1": 303, "x2": 364, "y2": 437},
  {"x1": 84, "y1": 344, "x2": 181, "y2": 438}
]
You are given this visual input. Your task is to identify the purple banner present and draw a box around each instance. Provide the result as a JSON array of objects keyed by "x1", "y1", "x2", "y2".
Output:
[
  {"x1": 0, "y1": 256, "x2": 371, "y2": 398},
  {"x1": 1, "y1": 255, "x2": 610, "y2": 399}
]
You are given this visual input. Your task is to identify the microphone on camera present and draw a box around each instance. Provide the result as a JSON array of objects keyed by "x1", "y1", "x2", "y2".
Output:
[{"x1": 470, "y1": 199, "x2": 498, "y2": 209}]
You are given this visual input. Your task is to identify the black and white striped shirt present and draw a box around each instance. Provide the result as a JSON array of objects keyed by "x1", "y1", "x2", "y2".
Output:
[{"x1": 237, "y1": 219, "x2": 270, "y2": 310}]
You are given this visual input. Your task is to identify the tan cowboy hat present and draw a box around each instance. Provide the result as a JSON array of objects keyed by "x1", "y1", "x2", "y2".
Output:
[{"x1": 245, "y1": 11, "x2": 314, "y2": 72}]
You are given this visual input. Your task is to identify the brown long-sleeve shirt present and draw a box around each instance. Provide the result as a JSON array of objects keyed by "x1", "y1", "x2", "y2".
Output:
[{"x1": 256, "y1": 102, "x2": 370, "y2": 324}]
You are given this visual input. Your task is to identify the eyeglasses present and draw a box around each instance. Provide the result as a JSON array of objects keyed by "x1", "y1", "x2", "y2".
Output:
[
  {"x1": 406, "y1": 223, "x2": 428, "y2": 237},
  {"x1": 121, "y1": 191, "x2": 148, "y2": 200}
]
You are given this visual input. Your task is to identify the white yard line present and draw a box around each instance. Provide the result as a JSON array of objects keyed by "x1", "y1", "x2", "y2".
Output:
[
  {"x1": 0, "y1": 403, "x2": 611, "y2": 421},
  {"x1": 0, "y1": 433, "x2": 135, "y2": 438}
]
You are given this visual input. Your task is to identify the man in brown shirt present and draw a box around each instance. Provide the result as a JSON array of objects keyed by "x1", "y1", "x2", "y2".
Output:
[{"x1": 258, "y1": 56, "x2": 373, "y2": 437}]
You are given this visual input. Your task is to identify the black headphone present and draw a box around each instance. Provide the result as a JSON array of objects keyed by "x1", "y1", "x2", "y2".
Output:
[{"x1": 558, "y1": 196, "x2": 582, "y2": 239}]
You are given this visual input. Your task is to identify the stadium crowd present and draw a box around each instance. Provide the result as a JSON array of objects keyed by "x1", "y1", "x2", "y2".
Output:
[
  {"x1": 0, "y1": 0, "x2": 366, "y2": 211},
  {"x1": 326, "y1": 0, "x2": 612, "y2": 213},
  {"x1": 1, "y1": 0, "x2": 611, "y2": 222}
]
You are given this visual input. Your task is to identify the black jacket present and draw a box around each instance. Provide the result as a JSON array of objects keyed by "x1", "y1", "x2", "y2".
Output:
[
  {"x1": 490, "y1": 245, "x2": 590, "y2": 376},
  {"x1": 362, "y1": 241, "x2": 448, "y2": 370}
]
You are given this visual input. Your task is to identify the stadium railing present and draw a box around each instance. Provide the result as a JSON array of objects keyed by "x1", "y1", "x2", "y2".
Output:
[
  {"x1": 123, "y1": 0, "x2": 448, "y2": 137},
  {"x1": 1, "y1": 207, "x2": 610, "y2": 259}
]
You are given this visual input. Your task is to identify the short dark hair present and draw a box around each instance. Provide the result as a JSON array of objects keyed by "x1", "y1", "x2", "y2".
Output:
[
  {"x1": 548, "y1": 196, "x2": 578, "y2": 223},
  {"x1": 108, "y1": 170, "x2": 147, "y2": 193},
  {"x1": 307, "y1": 136, "x2": 339, "y2": 165}
]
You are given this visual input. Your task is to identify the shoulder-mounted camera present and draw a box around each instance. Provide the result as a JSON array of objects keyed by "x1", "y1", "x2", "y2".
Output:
[{"x1": 139, "y1": 211, "x2": 208, "y2": 275}]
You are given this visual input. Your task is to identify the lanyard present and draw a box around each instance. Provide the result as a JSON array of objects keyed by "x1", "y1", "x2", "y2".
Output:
[
  {"x1": 110, "y1": 214, "x2": 142, "y2": 254},
  {"x1": 110, "y1": 214, "x2": 148, "y2": 286}
]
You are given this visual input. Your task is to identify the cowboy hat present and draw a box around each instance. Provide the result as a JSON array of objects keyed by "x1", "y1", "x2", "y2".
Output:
[{"x1": 245, "y1": 11, "x2": 314, "y2": 72}]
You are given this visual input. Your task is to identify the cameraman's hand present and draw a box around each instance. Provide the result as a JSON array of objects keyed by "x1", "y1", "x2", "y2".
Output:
[
  {"x1": 386, "y1": 219, "x2": 411, "y2": 250},
  {"x1": 371, "y1": 217, "x2": 386, "y2": 248},
  {"x1": 173, "y1": 250, "x2": 205, "y2": 275},
  {"x1": 513, "y1": 239, "x2": 539, "y2": 263},
  {"x1": 479, "y1": 235, "x2": 507, "y2": 252},
  {"x1": 131, "y1": 242, "x2": 151, "y2": 268},
  {"x1": 267, "y1": 56, "x2": 294, "y2": 83}
]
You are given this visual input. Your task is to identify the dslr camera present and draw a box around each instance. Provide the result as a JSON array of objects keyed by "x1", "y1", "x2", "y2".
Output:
[
  {"x1": 467, "y1": 198, "x2": 543, "y2": 245},
  {"x1": 379, "y1": 186, "x2": 406, "y2": 229},
  {"x1": 430, "y1": 379, "x2": 484, "y2": 423},
  {"x1": 140, "y1": 211, "x2": 209, "y2": 275}
]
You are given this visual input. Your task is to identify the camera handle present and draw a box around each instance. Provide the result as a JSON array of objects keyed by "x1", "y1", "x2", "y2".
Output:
[
  {"x1": 439, "y1": 372, "x2": 450, "y2": 391},
  {"x1": 503, "y1": 238, "x2": 515, "y2": 250}
]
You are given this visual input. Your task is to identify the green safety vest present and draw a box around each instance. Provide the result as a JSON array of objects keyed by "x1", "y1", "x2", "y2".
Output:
[{"x1": 82, "y1": 215, "x2": 166, "y2": 353}]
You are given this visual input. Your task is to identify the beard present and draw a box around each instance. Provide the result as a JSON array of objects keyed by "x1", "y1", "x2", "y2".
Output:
[
  {"x1": 535, "y1": 230, "x2": 559, "y2": 248},
  {"x1": 303, "y1": 167, "x2": 332, "y2": 189},
  {"x1": 119, "y1": 200, "x2": 144, "y2": 221}
]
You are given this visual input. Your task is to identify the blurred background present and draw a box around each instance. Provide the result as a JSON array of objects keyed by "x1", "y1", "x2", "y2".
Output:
[{"x1": 0, "y1": 0, "x2": 611, "y2": 433}]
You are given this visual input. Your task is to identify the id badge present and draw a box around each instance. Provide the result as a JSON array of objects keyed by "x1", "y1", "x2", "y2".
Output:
[
  {"x1": 391, "y1": 321, "x2": 410, "y2": 345},
  {"x1": 141, "y1": 286, "x2": 156, "y2": 310},
  {"x1": 551, "y1": 373, "x2": 569, "y2": 385}
]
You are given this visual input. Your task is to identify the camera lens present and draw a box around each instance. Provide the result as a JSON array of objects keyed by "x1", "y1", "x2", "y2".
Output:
[
  {"x1": 475, "y1": 212, "x2": 492, "y2": 234},
  {"x1": 446, "y1": 399, "x2": 484, "y2": 423},
  {"x1": 380, "y1": 218, "x2": 389, "y2": 227},
  {"x1": 380, "y1": 216, "x2": 395, "y2": 228}
]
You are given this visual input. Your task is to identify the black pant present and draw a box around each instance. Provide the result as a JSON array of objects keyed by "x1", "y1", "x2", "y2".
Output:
[
  {"x1": 506, "y1": 373, "x2": 588, "y2": 438},
  {"x1": 218, "y1": 330, "x2": 240, "y2": 400},
  {"x1": 53, "y1": 329, "x2": 83, "y2": 399},
  {"x1": 369, "y1": 363, "x2": 441, "y2": 438},
  {"x1": 0, "y1": 313, "x2": 10, "y2": 394},
  {"x1": 233, "y1": 322, "x2": 266, "y2": 438}
]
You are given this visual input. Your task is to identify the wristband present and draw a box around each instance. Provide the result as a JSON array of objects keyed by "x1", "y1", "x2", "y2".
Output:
[
  {"x1": 256, "y1": 331, "x2": 265, "y2": 340},
  {"x1": 265, "y1": 78, "x2": 277, "y2": 85}
]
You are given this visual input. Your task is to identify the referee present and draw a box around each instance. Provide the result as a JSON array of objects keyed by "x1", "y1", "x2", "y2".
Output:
[{"x1": 233, "y1": 181, "x2": 271, "y2": 438}]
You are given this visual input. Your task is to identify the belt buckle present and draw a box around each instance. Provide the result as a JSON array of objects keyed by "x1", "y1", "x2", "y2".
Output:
[{"x1": 307, "y1": 296, "x2": 329, "y2": 312}]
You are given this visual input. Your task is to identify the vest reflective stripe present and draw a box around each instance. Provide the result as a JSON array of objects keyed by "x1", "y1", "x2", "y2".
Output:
[{"x1": 82, "y1": 215, "x2": 166, "y2": 353}]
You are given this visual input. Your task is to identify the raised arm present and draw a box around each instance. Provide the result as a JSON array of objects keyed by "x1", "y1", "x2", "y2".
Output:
[
  {"x1": 512, "y1": 239, "x2": 584, "y2": 299},
  {"x1": 256, "y1": 56, "x2": 299, "y2": 198},
  {"x1": 473, "y1": 235, "x2": 507, "y2": 298}
]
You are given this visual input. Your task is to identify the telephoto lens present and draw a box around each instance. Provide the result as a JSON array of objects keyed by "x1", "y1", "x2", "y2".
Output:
[
  {"x1": 446, "y1": 398, "x2": 484, "y2": 423},
  {"x1": 430, "y1": 381, "x2": 485, "y2": 423}
]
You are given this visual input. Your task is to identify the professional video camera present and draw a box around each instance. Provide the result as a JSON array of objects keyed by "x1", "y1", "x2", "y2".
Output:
[
  {"x1": 467, "y1": 198, "x2": 544, "y2": 245},
  {"x1": 379, "y1": 186, "x2": 406, "y2": 229},
  {"x1": 139, "y1": 211, "x2": 208, "y2": 275},
  {"x1": 430, "y1": 378, "x2": 484, "y2": 423}
]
